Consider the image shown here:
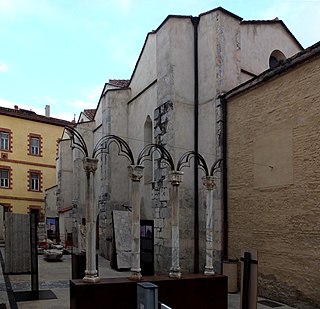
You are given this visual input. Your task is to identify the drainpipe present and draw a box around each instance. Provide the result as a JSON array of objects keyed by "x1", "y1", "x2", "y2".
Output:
[
  {"x1": 191, "y1": 16, "x2": 200, "y2": 274},
  {"x1": 221, "y1": 96, "x2": 228, "y2": 261}
]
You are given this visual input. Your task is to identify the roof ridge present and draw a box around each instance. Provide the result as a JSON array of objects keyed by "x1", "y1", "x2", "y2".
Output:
[{"x1": 0, "y1": 105, "x2": 73, "y2": 126}]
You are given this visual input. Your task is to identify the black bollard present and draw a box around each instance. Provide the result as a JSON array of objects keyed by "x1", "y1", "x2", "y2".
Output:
[
  {"x1": 30, "y1": 212, "x2": 39, "y2": 300},
  {"x1": 241, "y1": 251, "x2": 251, "y2": 309}
]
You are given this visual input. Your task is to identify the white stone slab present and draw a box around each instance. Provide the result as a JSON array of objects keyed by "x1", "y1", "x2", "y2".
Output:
[{"x1": 112, "y1": 210, "x2": 132, "y2": 269}]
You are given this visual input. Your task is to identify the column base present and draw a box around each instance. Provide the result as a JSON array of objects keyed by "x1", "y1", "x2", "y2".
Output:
[
  {"x1": 83, "y1": 275, "x2": 100, "y2": 283},
  {"x1": 204, "y1": 267, "x2": 215, "y2": 276},
  {"x1": 128, "y1": 268, "x2": 142, "y2": 281},
  {"x1": 169, "y1": 267, "x2": 181, "y2": 279},
  {"x1": 83, "y1": 270, "x2": 100, "y2": 283}
]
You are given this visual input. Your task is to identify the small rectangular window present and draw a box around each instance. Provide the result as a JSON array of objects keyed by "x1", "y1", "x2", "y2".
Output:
[
  {"x1": 31, "y1": 172, "x2": 40, "y2": 191},
  {"x1": 28, "y1": 170, "x2": 42, "y2": 192},
  {"x1": 0, "y1": 131, "x2": 9, "y2": 151},
  {"x1": 28, "y1": 134, "x2": 42, "y2": 156},
  {"x1": 0, "y1": 169, "x2": 9, "y2": 188},
  {"x1": 31, "y1": 137, "x2": 40, "y2": 155}
]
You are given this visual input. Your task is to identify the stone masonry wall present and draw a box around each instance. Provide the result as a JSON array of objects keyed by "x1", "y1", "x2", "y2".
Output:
[
  {"x1": 153, "y1": 100, "x2": 174, "y2": 274},
  {"x1": 227, "y1": 56, "x2": 320, "y2": 308}
]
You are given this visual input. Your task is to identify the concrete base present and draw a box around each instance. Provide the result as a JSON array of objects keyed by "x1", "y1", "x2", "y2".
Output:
[
  {"x1": 71, "y1": 253, "x2": 99, "y2": 280},
  {"x1": 70, "y1": 274, "x2": 227, "y2": 309},
  {"x1": 128, "y1": 270, "x2": 142, "y2": 281},
  {"x1": 82, "y1": 275, "x2": 100, "y2": 283},
  {"x1": 168, "y1": 270, "x2": 181, "y2": 279},
  {"x1": 204, "y1": 267, "x2": 215, "y2": 276}
]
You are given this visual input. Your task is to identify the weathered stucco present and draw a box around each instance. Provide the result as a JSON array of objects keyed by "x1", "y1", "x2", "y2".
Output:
[
  {"x1": 241, "y1": 22, "x2": 301, "y2": 76},
  {"x1": 109, "y1": 8, "x2": 302, "y2": 274},
  {"x1": 130, "y1": 33, "x2": 157, "y2": 97},
  {"x1": 56, "y1": 7, "x2": 304, "y2": 278},
  {"x1": 45, "y1": 185, "x2": 58, "y2": 218}
]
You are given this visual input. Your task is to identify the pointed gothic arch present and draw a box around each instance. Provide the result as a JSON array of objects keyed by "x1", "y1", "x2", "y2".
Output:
[{"x1": 143, "y1": 115, "x2": 153, "y2": 184}]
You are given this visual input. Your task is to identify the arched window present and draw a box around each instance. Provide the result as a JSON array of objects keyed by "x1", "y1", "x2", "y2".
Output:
[
  {"x1": 144, "y1": 116, "x2": 153, "y2": 184},
  {"x1": 269, "y1": 50, "x2": 286, "y2": 69}
]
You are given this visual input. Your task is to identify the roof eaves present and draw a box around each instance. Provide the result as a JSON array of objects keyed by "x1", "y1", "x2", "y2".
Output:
[
  {"x1": 0, "y1": 107, "x2": 73, "y2": 126},
  {"x1": 45, "y1": 184, "x2": 58, "y2": 191},
  {"x1": 58, "y1": 206, "x2": 73, "y2": 213},
  {"x1": 108, "y1": 79, "x2": 130, "y2": 88},
  {"x1": 83, "y1": 109, "x2": 96, "y2": 121}
]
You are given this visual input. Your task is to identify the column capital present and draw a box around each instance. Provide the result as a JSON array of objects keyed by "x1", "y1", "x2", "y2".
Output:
[
  {"x1": 128, "y1": 165, "x2": 144, "y2": 181},
  {"x1": 168, "y1": 170, "x2": 184, "y2": 186},
  {"x1": 82, "y1": 157, "x2": 98, "y2": 174},
  {"x1": 202, "y1": 175, "x2": 215, "y2": 190},
  {"x1": 169, "y1": 266, "x2": 181, "y2": 279}
]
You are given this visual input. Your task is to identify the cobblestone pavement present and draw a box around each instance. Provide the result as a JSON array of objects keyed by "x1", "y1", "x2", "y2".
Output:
[
  {"x1": 0, "y1": 249, "x2": 131, "y2": 309},
  {"x1": 0, "y1": 247, "x2": 295, "y2": 309},
  {"x1": 0, "y1": 280, "x2": 69, "y2": 292},
  {"x1": 228, "y1": 293, "x2": 294, "y2": 309}
]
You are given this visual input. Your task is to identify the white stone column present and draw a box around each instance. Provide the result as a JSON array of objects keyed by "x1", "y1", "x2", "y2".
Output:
[
  {"x1": 82, "y1": 157, "x2": 100, "y2": 283},
  {"x1": 202, "y1": 176, "x2": 215, "y2": 275},
  {"x1": 128, "y1": 165, "x2": 144, "y2": 280},
  {"x1": 168, "y1": 170, "x2": 184, "y2": 279}
]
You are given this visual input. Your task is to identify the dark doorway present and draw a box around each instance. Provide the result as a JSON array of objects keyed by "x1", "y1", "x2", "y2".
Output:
[
  {"x1": 30, "y1": 208, "x2": 40, "y2": 225},
  {"x1": 96, "y1": 215, "x2": 99, "y2": 250},
  {"x1": 2, "y1": 204, "x2": 10, "y2": 221},
  {"x1": 140, "y1": 220, "x2": 154, "y2": 276}
]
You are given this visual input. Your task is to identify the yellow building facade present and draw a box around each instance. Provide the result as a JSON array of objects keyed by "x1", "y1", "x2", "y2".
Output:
[{"x1": 0, "y1": 106, "x2": 72, "y2": 219}]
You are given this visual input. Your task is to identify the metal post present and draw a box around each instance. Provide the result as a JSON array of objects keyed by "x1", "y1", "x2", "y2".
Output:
[
  {"x1": 202, "y1": 176, "x2": 215, "y2": 275},
  {"x1": 82, "y1": 157, "x2": 100, "y2": 283},
  {"x1": 242, "y1": 251, "x2": 251, "y2": 309},
  {"x1": 137, "y1": 282, "x2": 158, "y2": 309},
  {"x1": 168, "y1": 171, "x2": 184, "y2": 279},
  {"x1": 30, "y1": 212, "x2": 39, "y2": 299},
  {"x1": 128, "y1": 165, "x2": 144, "y2": 280}
]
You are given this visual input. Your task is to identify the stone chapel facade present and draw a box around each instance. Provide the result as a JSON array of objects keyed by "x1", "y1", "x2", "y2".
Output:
[{"x1": 56, "y1": 7, "x2": 302, "y2": 274}]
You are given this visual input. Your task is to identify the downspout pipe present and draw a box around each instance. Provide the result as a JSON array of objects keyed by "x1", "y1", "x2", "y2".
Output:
[
  {"x1": 191, "y1": 15, "x2": 200, "y2": 274},
  {"x1": 221, "y1": 95, "x2": 228, "y2": 261}
]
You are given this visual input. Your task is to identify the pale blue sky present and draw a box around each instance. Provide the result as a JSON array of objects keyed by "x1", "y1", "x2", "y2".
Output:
[{"x1": 0, "y1": 0, "x2": 319, "y2": 121}]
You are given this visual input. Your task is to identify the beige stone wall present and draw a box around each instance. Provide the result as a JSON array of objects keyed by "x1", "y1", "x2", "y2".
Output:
[{"x1": 227, "y1": 56, "x2": 320, "y2": 308}]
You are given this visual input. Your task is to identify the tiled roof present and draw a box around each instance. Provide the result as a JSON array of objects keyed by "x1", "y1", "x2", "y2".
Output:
[
  {"x1": 0, "y1": 106, "x2": 73, "y2": 127},
  {"x1": 58, "y1": 206, "x2": 73, "y2": 213},
  {"x1": 83, "y1": 109, "x2": 96, "y2": 120},
  {"x1": 108, "y1": 79, "x2": 130, "y2": 88}
]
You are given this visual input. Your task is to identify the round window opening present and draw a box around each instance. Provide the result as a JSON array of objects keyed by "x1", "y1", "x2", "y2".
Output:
[{"x1": 269, "y1": 50, "x2": 286, "y2": 69}]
